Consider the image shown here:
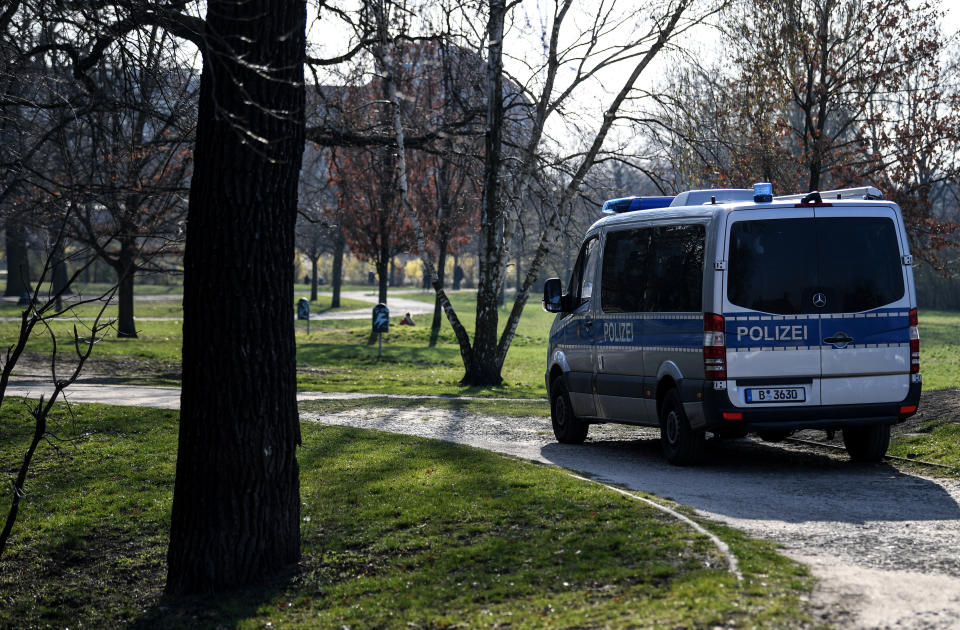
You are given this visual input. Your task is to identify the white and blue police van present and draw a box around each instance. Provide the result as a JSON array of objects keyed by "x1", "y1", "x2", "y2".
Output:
[{"x1": 543, "y1": 183, "x2": 922, "y2": 465}]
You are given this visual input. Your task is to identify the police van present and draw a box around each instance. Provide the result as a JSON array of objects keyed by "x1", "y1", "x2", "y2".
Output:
[{"x1": 542, "y1": 184, "x2": 921, "y2": 465}]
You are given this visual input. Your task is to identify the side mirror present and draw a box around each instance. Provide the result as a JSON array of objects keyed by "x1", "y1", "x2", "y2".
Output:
[{"x1": 543, "y1": 278, "x2": 565, "y2": 313}]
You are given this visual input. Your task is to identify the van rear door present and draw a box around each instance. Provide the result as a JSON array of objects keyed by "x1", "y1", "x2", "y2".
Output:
[
  {"x1": 721, "y1": 205, "x2": 912, "y2": 409},
  {"x1": 722, "y1": 208, "x2": 823, "y2": 407},
  {"x1": 814, "y1": 206, "x2": 912, "y2": 405}
]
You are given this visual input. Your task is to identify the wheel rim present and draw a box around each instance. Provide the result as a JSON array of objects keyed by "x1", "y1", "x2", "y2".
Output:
[
  {"x1": 555, "y1": 395, "x2": 568, "y2": 429},
  {"x1": 665, "y1": 409, "x2": 680, "y2": 445}
]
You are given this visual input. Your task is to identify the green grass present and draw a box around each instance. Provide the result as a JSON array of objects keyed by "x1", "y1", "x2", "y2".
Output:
[
  {"x1": 294, "y1": 290, "x2": 553, "y2": 397},
  {"x1": 916, "y1": 310, "x2": 960, "y2": 391},
  {"x1": 889, "y1": 422, "x2": 960, "y2": 474},
  {"x1": 0, "y1": 402, "x2": 813, "y2": 629}
]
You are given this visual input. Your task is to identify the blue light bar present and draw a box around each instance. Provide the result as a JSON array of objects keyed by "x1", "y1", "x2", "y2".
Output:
[
  {"x1": 753, "y1": 182, "x2": 773, "y2": 203},
  {"x1": 601, "y1": 196, "x2": 675, "y2": 214}
]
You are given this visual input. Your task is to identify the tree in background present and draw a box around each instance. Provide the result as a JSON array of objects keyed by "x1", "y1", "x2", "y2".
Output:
[
  {"x1": 58, "y1": 29, "x2": 194, "y2": 337},
  {"x1": 372, "y1": 0, "x2": 701, "y2": 385},
  {"x1": 297, "y1": 143, "x2": 342, "y2": 303},
  {"x1": 647, "y1": 0, "x2": 959, "y2": 263},
  {"x1": 331, "y1": 144, "x2": 416, "y2": 305}
]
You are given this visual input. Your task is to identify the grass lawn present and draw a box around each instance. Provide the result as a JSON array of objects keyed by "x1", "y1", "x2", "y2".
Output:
[
  {"x1": 888, "y1": 422, "x2": 960, "y2": 475},
  {"x1": 913, "y1": 310, "x2": 960, "y2": 391},
  {"x1": 0, "y1": 402, "x2": 813, "y2": 629}
]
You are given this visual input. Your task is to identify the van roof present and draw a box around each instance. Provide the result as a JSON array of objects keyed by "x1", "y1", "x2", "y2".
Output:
[{"x1": 590, "y1": 186, "x2": 897, "y2": 233}]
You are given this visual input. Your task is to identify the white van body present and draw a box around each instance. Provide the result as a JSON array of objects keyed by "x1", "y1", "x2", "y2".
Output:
[{"x1": 543, "y1": 186, "x2": 921, "y2": 464}]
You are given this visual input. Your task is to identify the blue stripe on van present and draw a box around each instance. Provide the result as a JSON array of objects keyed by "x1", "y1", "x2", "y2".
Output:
[
  {"x1": 726, "y1": 309, "x2": 909, "y2": 350},
  {"x1": 551, "y1": 309, "x2": 910, "y2": 351}
]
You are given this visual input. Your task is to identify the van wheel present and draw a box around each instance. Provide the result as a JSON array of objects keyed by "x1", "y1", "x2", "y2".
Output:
[
  {"x1": 551, "y1": 378, "x2": 588, "y2": 444},
  {"x1": 660, "y1": 389, "x2": 705, "y2": 465},
  {"x1": 842, "y1": 424, "x2": 890, "y2": 462}
]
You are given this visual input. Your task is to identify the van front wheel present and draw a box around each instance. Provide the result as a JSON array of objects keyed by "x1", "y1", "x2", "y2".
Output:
[
  {"x1": 551, "y1": 378, "x2": 588, "y2": 444},
  {"x1": 660, "y1": 389, "x2": 705, "y2": 465},
  {"x1": 842, "y1": 424, "x2": 890, "y2": 462}
]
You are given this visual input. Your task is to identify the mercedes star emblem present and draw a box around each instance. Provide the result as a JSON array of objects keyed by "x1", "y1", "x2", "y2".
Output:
[{"x1": 812, "y1": 292, "x2": 827, "y2": 308}]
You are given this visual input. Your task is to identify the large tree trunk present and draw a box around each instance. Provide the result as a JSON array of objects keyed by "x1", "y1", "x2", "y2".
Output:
[
  {"x1": 465, "y1": 0, "x2": 507, "y2": 386},
  {"x1": 115, "y1": 241, "x2": 137, "y2": 338},
  {"x1": 4, "y1": 221, "x2": 30, "y2": 297},
  {"x1": 331, "y1": 230, "x2": 344, "y2": 308},
  {"x1": 166, "y1": 0, "x2": 305, "y2": 595}
]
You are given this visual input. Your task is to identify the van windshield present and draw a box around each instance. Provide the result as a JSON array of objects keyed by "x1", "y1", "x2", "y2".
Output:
[{"x1": 727, "y1": 216, "x2": 904, "y2": 314}]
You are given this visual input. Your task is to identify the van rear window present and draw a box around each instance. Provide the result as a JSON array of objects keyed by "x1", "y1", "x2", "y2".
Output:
[{"x1": 727, "y1": 217, "x2": 904, "y2": 314}]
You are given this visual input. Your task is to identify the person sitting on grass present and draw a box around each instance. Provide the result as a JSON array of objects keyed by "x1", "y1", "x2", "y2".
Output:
[{"x1": 400, "y1": 312, "x2": 415, "y2": 326}]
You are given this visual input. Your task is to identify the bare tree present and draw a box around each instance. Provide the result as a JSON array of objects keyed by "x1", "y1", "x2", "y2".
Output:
[
  {"x1": 0, "y1": 224, "x2": 115, "y2": 560},
  {"x1": 364, "y1": 0, "x2": 708, "y2": 385}
]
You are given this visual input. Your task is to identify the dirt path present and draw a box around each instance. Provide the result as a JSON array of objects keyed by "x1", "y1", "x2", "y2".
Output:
[{"x1": 4, "y1": 379, "x2": 960, "y2": 628}]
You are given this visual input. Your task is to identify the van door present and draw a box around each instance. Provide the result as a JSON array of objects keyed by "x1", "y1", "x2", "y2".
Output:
[
  {"x1": 814, "y1": 207, "x2": 912, "y2": 405},
  {"x1": 722, "y1": 209, "x2": 824, "y2": 408},
  {"x1": 557, "y1": 236, "x2": 601, "y2": 417}
]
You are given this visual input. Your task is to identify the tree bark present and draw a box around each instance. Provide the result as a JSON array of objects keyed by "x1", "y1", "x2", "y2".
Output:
[
  {"x1": 166, "y1": 0, "x2": 305, "y2": 594},
  {"x1": 115, "y1": 240, "x2": 137, "y2": 338},
  {"x1": 377, "y1": 256, "x2": 388, "y2": 304},
  {"x1": 310, "y1": 256, "x2": 319, "y2": 302},
  {"x1": 465, "y1": 0, "x2": 507, "y2": 386},
  {"x1": 331, "y1": 230, "x2": 344, "y2": 308},
  {"x1": 4, "y1": 221, "x2": 30, "y2": 297},
  {"x1": 50, "y1": 241, "x2": 70, "y2": 298},
  {"x1": 429, "y1": 235, "x2": 448, "y2": 346}
]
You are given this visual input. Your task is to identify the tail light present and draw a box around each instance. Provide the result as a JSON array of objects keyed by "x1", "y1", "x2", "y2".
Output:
[
  {"x1": 909, "y1": 308, "x2": 920, "y2": 374},
  {"x1": 704, "y1": 313, "x2": 726, "y2": 380}
]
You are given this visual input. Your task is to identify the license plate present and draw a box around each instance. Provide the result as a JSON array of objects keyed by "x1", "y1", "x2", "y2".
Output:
[{"x1": 745, "y1": 387, "x2": 806, "y2": 404}]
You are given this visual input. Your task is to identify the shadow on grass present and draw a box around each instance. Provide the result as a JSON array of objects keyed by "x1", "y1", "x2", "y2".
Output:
[{"x1": 130, "y1": 573, "x2": 296, "y2": 630}]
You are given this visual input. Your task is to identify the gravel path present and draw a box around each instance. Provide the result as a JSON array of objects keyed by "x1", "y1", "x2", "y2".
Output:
[{"x1": 4, "y1": 379, "x2": 960, "y2": 628}]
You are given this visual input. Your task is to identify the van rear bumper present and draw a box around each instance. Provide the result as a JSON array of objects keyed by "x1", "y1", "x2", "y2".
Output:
[{"x1": 700, "y1": 379, "x2": 922, "y2": 432}]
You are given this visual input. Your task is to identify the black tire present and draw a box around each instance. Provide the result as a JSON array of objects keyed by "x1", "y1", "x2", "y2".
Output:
[
  {"x1": 842, "y1": 424, "x2": 890, "y2": 462},
  {"x1": 660, "y1": 389, "x2": 705, "y2": 465},
  {"x1": 550, "y1": 378, "x2": 588, "y2": 444}
]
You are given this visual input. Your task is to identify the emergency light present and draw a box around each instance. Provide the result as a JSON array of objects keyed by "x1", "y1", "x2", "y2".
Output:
[
  {"x1": 753, "y1": 182, "x2": 773, "y2": 203},
  {"x1": 601, "y1": 196, "x2": 675, "y2": 214}
]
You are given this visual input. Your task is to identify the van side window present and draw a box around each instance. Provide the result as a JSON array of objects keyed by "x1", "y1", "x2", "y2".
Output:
[
  {"x1": 601, "y1": 229, "x2": 651, "y2": 312},
  {"x1": 568, "y1": 236, "x2": 600, "y2": 306},
  {"x1": 601, "y1": 225, "x2": 704, "y2": 313},
  {"x1": 647, "y1": 225, "x2": 705, "y2": 312}
]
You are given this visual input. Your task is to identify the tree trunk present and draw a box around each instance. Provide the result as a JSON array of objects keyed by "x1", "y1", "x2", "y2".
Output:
[
  {"x1": 115, "y1": 241, "x2": 137, "y2": 338},
  {"x1": 429, "y1": 235, "x2": 448, "y2": 346},
  {"x1": 377, "y1": 255, "x2": 388, "y2": 304},
  {"x1": 331, "y1": 230, "x2": 344, "y2": 308},
  {"x1": 51, "y1": 241, "x2": 70, "y2": 297},
  {"x1": 310, "y1": 255, "x2": 319, "y2": 302},
  {"x1": 166, "y1": 0, "x2": 305, "y2": 595},
  {"x1": 466, "y1": 0, "x2": 508, "y2": 386},
  {"x1": 4, "y1": 221, "x2": 30, "y2": 297}
]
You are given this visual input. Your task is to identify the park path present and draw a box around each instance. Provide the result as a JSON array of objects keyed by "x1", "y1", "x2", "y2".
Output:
[
  {"x1": 4, "y1": 380, "x2": 960, "y2": 628},
  {"x1": 309, "y1": 288, "x2": 436, "y2": 321}
]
